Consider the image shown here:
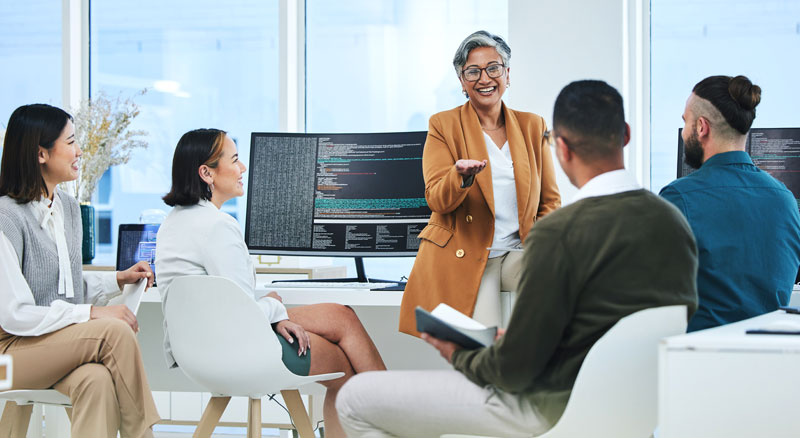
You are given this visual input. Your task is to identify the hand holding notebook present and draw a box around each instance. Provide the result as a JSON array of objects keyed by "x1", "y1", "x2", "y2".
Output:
[{"x1": 415, "y1": 303, "x2": 497, "y2": 349}]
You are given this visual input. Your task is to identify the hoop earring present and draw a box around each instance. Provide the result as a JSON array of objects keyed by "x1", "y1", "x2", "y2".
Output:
[{"x1": 506, "y1": 82, "x2": 511, "y2": 88}]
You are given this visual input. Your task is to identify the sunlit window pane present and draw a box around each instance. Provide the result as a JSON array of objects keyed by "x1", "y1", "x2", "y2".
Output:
[
  {"x1": 651, "y1": 0, "x2": 800, "y2": 192},
  {"x1": 0, "y1": 0, "x2": 62, "y2": 125},
  {"x1": 90, "y1": 0, "x2": 279, "y2": 259}
]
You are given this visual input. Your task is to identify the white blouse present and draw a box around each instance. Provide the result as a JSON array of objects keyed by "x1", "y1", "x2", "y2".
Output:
[
  {"x1": 484, "y1": 132, "x2": 522, "y2": 258},
  {"x1": 155, "y1": 199, "x2": 289, "y2": 368},
  {"x1": 0, "y1": 195, "x2": 122, "y2": 337}
]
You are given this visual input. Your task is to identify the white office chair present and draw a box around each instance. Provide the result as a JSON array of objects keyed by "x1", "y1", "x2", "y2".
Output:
[
  {"x1": 165, "y1": 275, "x2": 344, "y2": 438},
  {"x1": 0, "y1": 280, "x2": 147, "y2": 438},
  {"x1": 440, "y1": 305, "x2": 688, "y2": 438}
]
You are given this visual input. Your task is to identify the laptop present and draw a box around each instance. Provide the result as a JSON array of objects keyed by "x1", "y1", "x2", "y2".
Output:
[{"x1": 116, "y1": 223, "x2": 160, "y2": 287}]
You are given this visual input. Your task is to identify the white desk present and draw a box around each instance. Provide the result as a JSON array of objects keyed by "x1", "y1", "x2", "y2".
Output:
[{"x1": 658, "y1": 310, "x2": 800, "y2": 438}]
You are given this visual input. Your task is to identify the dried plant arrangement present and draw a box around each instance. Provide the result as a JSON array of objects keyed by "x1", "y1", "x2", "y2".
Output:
[{"x1": 61, "y1": 90, "x2": 148, "y2": 203}]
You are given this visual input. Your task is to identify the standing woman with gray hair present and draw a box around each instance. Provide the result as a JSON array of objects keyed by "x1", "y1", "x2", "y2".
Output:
[{"x1": 399, "y1": 30, "x2": 560, "y2": 335}]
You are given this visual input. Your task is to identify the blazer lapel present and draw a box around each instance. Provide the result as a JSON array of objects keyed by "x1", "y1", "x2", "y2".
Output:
[
  {"x1": 503, "y1": 105, "x2": 532, "y2": 223},
  {"x1": 461, "y1": 101, "x2": 494, "y2": 217}
]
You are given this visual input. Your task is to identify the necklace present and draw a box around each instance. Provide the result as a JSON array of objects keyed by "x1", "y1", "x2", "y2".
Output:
[{"x1": 482, "y1": 124, "x2": 505, "y2": 131}]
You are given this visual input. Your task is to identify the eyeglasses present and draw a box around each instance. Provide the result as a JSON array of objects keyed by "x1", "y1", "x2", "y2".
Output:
[
  {"x1": 461, "y1": 64, "x2": 506, "y2": 82},
  {"x1": 543, "y1": 130, "x2": 558, "y2": 148}
]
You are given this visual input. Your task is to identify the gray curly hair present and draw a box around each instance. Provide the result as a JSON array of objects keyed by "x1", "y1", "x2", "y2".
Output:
[{"x1": 452, "y1": 30, "x2": 511, "y2": 76}]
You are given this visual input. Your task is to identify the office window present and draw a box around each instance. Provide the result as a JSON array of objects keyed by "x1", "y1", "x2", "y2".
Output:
[
  {"x1": 306, "y1": 0, "x2": 508, "y2": 280},
  {"x1": 0, "y1": 0, "x2": 62, "y2": 126},
  {"x1": 90, "y1": 0, "x2": 279, "y2": 260},
  {"x1": 650, "y1": 0, "x2": 800, "y2": 192}
]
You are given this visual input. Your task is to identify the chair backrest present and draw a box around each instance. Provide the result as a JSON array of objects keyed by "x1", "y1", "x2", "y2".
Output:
[
  {"x1": 540, "y1": 305, "x2": 687, "y2": 438},
  {"x1": 165, "y1": 275, "x2": 340, "y2": 398}
]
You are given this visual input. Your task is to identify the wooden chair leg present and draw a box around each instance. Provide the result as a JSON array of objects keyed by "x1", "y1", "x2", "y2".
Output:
[
  {"x1": 247, "y1": 398, "x2": 262, "y2": 438},
  {"x1": 193, "y1": 396, "x2": 231, "y2": 438},
  {"x1": 280, "y1": 390, "x2": 315, "y2": 438},
  {"x1": 0, "y1": 402, "x2": 33, "y2": 438}
]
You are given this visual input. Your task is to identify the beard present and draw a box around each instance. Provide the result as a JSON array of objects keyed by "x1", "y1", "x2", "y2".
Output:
[{"x1": 683, "y1": 129, "x2": 704, "y2": 170}]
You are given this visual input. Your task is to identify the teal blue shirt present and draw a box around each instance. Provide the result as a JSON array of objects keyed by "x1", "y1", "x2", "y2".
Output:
[{"x1": 660, "y1": 151, "x2": 800, "y2": 331}]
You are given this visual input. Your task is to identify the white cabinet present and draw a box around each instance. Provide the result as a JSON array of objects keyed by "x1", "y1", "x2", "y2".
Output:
[{"x1": 658, "y1": 311, "x2": 800, "y2": 438}]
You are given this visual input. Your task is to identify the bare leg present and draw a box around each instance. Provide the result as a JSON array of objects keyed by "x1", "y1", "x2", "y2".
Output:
[
  {"x1": 288, "y1": 304, "x2": 386, "y2": 373},
  {"x1": 305, "y1": 331, "x2": 354, "y2": 438}
]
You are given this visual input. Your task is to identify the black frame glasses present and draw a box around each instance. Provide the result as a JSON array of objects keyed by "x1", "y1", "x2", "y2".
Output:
[
  {"x1": 543, "y1": 130, "x2": 558, "y2": 148},
  {"x1": 461, "y1": 63, "x2": 506, "y2": 82}
]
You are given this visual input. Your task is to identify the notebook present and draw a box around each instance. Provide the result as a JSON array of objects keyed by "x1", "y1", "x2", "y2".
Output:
[{"x1": 107, "y1": 278, "x2": 147, "y2": 314}]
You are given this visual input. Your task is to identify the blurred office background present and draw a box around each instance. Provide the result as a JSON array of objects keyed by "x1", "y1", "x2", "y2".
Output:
[{"x1": 1, "y1": 0, "x2": 797, "y2": 281}]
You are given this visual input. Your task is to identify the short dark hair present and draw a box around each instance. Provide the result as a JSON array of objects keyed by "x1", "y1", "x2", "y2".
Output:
[
  {"x1": 0, "y1": 104, "x2": 73, "y2": 203},
  {"x1": 163, "y1": 128, "x2": 227, "y2": 207},
  {"x1": 692, "y1": 75, "x2": 761, "y2": 135},
  {"x1": 552, "y1": 80, "x2": 626, "y2": 160}
]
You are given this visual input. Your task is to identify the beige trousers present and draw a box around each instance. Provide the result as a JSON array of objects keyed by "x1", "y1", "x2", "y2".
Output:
[
  {"x1": 0, "y1": 319, "x2": 160, "y2": 438},
  {"x1": 472, "y1": 250, "x2": 524, "y2": 328},
  {"x1": 337, "y1": 370, "x2": 549, "y2": 438}
]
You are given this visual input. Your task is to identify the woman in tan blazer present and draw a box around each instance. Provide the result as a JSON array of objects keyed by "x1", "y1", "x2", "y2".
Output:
[{"x1": 399, "y1": 31, "x2": 560, "y2": 336}]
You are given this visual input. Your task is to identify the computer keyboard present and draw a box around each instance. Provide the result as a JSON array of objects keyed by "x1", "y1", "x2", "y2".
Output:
[{"x1": 266, "y1": 281, "x2": 400, "y2": 290}]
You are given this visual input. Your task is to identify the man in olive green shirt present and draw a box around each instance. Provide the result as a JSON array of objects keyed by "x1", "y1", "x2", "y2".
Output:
[{"x1": 336, "y1": 80, "x2": 699, "y2": 438}]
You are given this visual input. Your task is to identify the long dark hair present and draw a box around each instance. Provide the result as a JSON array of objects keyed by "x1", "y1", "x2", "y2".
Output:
[
  {"x1": 0, "y1": 104, "x2": 73, "y2": 203},
  {"x1": 162, "y1": 128, "x2": 227, "y2": 207}
]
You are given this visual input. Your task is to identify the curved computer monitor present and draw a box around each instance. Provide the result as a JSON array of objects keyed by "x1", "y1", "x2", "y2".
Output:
[{"x1": 245, "y1": 131, "x2": 431, "y2": 257}]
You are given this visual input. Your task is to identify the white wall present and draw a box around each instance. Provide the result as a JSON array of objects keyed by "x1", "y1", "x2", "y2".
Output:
[{"x1": 508, "y1": 0, "x2": 649, "y2": 202}]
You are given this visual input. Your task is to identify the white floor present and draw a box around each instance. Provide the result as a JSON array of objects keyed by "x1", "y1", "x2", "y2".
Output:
[{"x1": 153, "y1": 425, "x2": 306, "y2": 437}]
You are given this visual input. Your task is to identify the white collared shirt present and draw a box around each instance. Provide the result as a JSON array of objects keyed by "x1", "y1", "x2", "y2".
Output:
[
  {"x1": 571, "y1": 169, "x2": 641, "y2": 204},
  {"x1": 156, "y1": 199, "x2": 289, "y2": 368},
  {"x1": 484, "y1": 132, "x2": 521, "y2": 258},
  {"x1": 0, "y1": 193, "x2": 121, "y2": 337}
]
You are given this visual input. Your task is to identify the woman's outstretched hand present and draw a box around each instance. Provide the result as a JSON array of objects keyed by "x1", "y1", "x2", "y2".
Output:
[{"x1": 455, "y1": 159, "x2": 487, "y2": 176}]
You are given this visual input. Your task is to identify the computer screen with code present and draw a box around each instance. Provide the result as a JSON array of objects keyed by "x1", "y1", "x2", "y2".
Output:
[
  {"x1": 245, "y1": 131, "x2": 431, "y2": 256},
  {"x1": 677, "y1": 127, "x2": 800, "y2": 210}
]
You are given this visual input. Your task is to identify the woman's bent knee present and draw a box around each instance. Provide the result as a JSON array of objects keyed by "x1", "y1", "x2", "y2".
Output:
[
  {"x1": 63, "y1": 363, "x2": 115, "y2": 395},
  {"x1": 91, "y1": 318, "x2": 136, "y2": 344},
  {"x1": 327, "y1": 304, "x2": 362, "y2": 329}
]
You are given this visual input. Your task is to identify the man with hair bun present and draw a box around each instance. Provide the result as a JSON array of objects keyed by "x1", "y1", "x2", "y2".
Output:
[{"x1": 660, "y1": 74, "x2": 800, "y2": 332}]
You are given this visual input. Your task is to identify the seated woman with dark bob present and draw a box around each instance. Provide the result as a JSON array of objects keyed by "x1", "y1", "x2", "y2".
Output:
[{"x1": 154, "y1": 128, "x2": 386, "y2": 438}]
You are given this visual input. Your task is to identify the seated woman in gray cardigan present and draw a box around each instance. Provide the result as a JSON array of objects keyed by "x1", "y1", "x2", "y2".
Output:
[{"x1": 0, "y1": 104, "x2": 160, "y2": 438}]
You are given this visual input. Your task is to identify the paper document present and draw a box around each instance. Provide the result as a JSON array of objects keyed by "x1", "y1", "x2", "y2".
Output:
[
  {"x1": 107, "y1": 279, "x2": 147, "y2": 314},
  {"x1": 415, "y1": 303, "x2": 497, "y2": 349},
  {"x1": 486, "y1": 247, "x2": 524, "y2": 252}
]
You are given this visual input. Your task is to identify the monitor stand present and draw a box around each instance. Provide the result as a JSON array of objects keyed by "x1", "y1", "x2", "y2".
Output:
[{"x1": 270, "y1": 257, "x2": 406, "y2": 290}]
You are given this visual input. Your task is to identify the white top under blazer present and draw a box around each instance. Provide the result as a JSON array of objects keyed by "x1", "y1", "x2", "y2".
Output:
[{"x1": 155, "y1": 199, "x2": 289, "y2": 368}]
